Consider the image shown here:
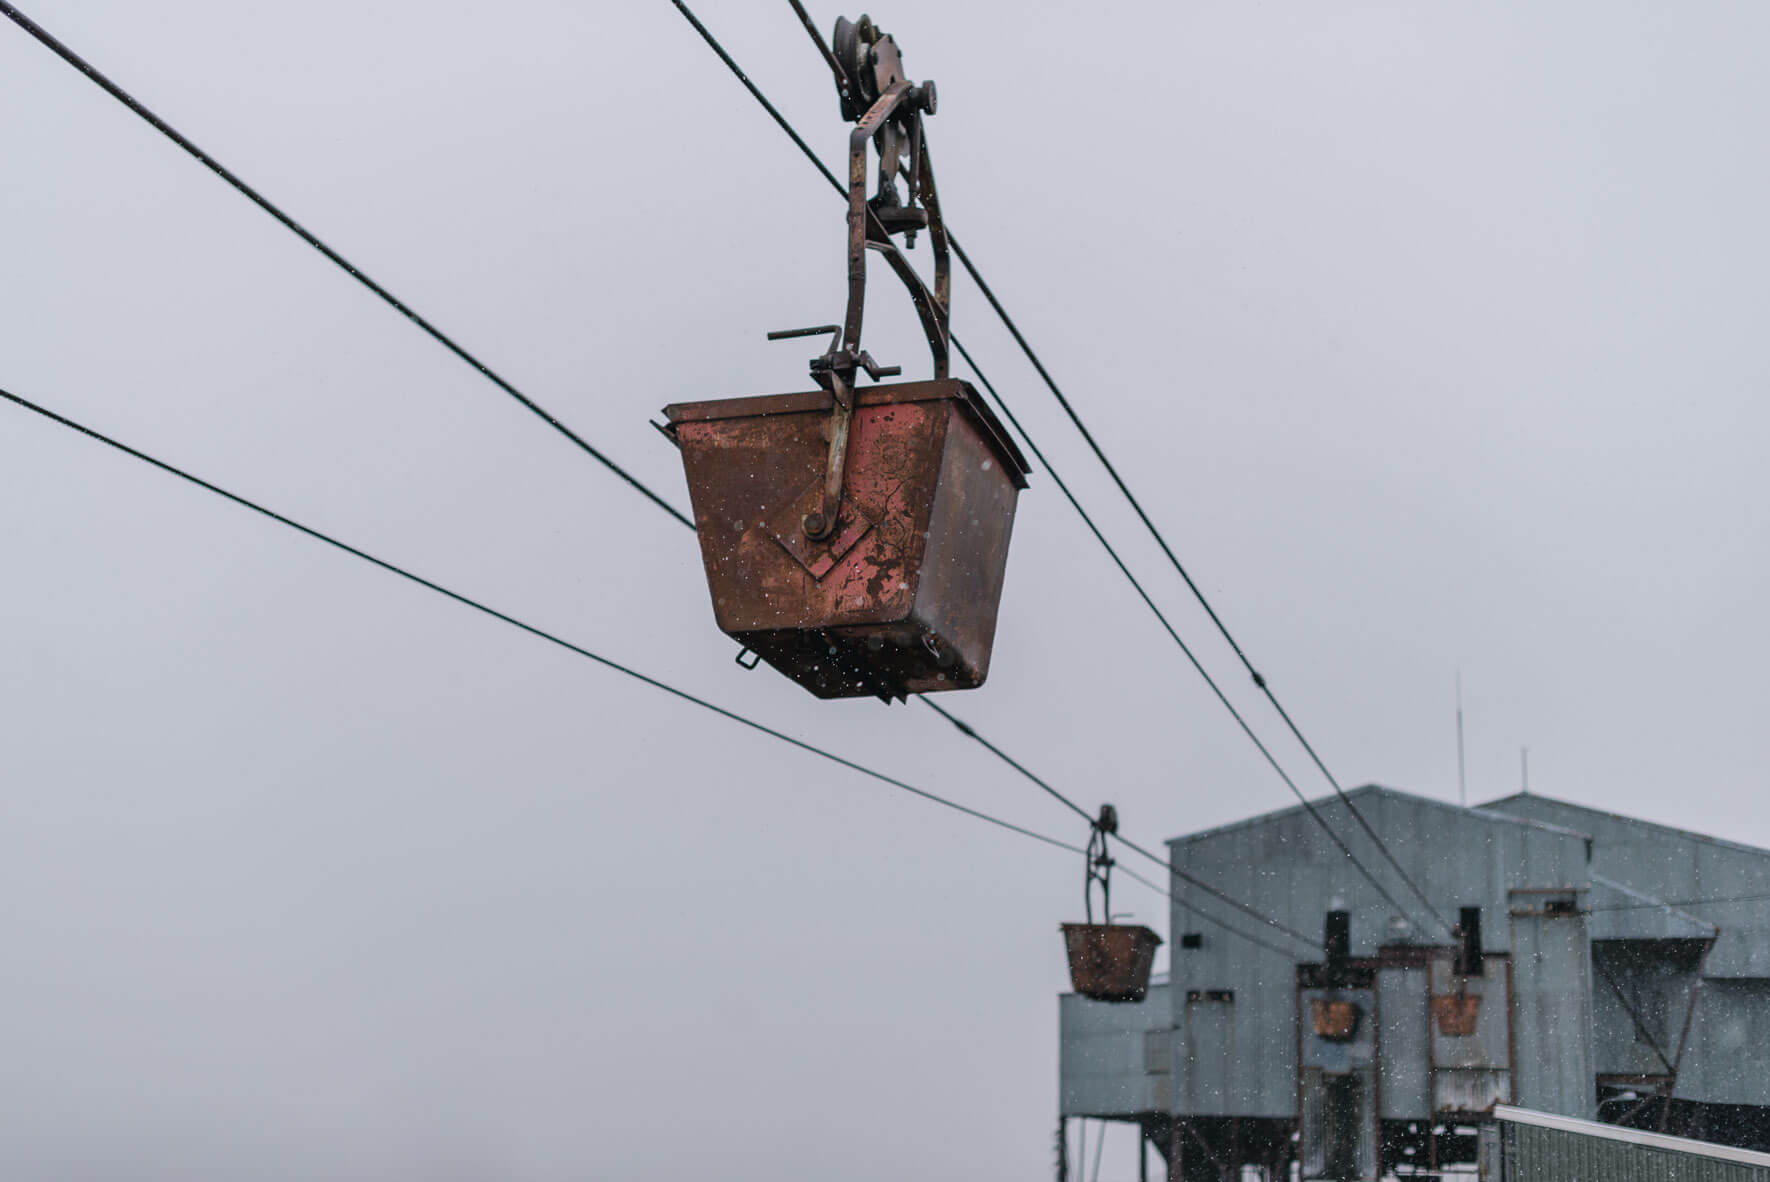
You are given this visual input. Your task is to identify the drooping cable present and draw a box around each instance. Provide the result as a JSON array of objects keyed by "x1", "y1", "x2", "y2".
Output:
[
  {"x1": 664, "y1": 0, "x2": 1452, "y2": 940},
  {"x1": 1114, "y1": 863, "x2": 1305, "y2": 959},
  {"x1": 943, "y1": 341, "x2": 1429, "y2": 940},
  {"x1": 950, "y1": 230, "x2": 1450, "y2": 932},
  {"x1": 922, "y1": 699, "x2": 1322, "y2": 951},
  {"x1": 0, "y1": 383, "x2": 1084, "y2": 857},
  {"x1": 0, "y1": 0, "x2": 1275, "y2": 948},
  {"x1": 4, "y1": 382, "x2": 1308, "y2": 960},
  {"x1": 0, "y1": 0, "x2": 695, "y2": 532},
  {"x1": 2, "y1": 0, "x2": 1382, "y2": 956}
]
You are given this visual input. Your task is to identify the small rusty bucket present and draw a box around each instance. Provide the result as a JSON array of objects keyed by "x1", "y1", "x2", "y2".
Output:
[
  {"x1": 1431, "y1": 992, "x2": 1482, "y2": 1037},
  {"x1": 665, "y1": 379, "x2": 1029, "y2": 700},
  {"x1": 1311, "y1": 998, "x2": 1362, "y2": 1042},
  {"x1": 1062, "y1": 923, "x2": 1163, "y2": 1003}
]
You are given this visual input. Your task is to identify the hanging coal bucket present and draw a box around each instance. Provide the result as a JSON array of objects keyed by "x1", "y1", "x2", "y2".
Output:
[
  {"x1": 1062, "y1": 806, "x2": 1163, "y2": 1003},
  {"x1": 1431, "y1": 991, "x2": 1482, "y2": 1037},
  {"x1": 1311, "y1": 997, "x2": 1363, "y2": 1042},
  {"x1": 661, "y1": 17, "x2": 1028, "y2": 701}
]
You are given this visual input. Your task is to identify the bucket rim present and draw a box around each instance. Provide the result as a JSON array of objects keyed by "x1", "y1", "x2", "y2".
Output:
[
  {"x1": 663, "y1": 378, "x2": 1032, "y2": 489},
  {"x1": 1059, "y1": 922, "x2": 1165, "y2": 947}
]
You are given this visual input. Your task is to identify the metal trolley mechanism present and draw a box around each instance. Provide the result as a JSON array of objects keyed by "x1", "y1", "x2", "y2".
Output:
[
  {"x1": 1061, "y1": 805, "x2": 1163, "y2": 1003},
  {"x1": 662, "y1": 12, "x2": 1030, "y2": 702}
]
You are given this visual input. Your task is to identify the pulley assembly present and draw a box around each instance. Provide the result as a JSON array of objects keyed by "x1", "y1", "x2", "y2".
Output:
[{"x1": 662, "y1": 12, "x2": 1029, "y2": 701}]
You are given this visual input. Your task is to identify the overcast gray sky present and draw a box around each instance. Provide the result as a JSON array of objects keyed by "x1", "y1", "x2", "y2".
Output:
[{"x1": 2, "y1": 1, "x2": 1766, "y2": 1178}]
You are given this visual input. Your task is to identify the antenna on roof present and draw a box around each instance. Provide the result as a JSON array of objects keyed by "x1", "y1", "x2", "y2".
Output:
[
  {"x1": 1521, "y1": 746, "x2": 1529, "y2": 794},
  {"x1": 1456, "y1": 671, "x2": 1467, "y2": 807}
]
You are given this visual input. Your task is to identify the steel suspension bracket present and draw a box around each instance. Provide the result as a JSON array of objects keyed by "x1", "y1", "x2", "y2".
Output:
[
  {"x1": 769, "y1": 12, "x2": 947, "y2": 547},
  {"x1": 1085, "y1": 804, "x2": 1119, "y2": 925}
]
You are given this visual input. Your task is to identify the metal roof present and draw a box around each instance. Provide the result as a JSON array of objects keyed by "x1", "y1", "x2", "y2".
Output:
[
  {"x1": 1495, "y1": 1105, "x2": 1770, "y2": 1169},
  {"x1": 1167, "y1": 782, "x2": 1593, "y2": 849},
  {"x1": 1483, "y1": 791, "x2": 1770, "y2": 863},
  {"x1": 1588, "y1": 873, "x2": 1718, "y2": 941}
]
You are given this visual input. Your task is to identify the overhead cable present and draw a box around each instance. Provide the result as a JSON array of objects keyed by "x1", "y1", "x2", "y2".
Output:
[
  {"x1": 945, "y1": 341, "x2": 1425, "y2": 940},
  {"x1": 0, "y1": 0, "x2": 1255, "y2": 936},
  {"x1": 5, "y1": 0, "x2": 1376, "y2": 955},
  {"x1": 923, "y1": 698, "x2": 1322, "y2": 952},
  {"x1": 6, "y1": 382, "x2": 1307, "y2": 959},
  {"x1": 0, "y1": 383, "x2": 1076, "y2": 857},
  {"x1": 666, "y1": 0, "x2": 1452, "y2": 939},
  {"x1": 0, "y1": 0, "x2": 695, "y2": 531},
  {"x1": 662, "y1": 0, "x2": 1436, "y2": 938}
]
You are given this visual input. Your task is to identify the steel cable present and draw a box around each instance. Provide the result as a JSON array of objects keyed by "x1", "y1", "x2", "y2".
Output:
[
  {"x1": 0, "y1": 0, "x2": 695, "y2": 531},
  {"x1": 1, "y1": 383, "x2": 1076, "y2": 857},
  {"x1": 667, "y1": 0, "x2": 1452, "y2": 940},
  {"x1": 5, "y1": 381, "x2": 1304, "y2": 959},
  {"x1": 0, "y1": 1, "x2": 1332, "y2": 957}
]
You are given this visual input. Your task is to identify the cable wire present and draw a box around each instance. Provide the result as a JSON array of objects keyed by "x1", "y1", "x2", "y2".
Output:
[
  {"x1": 0, "y1": 0, "x2": 1288, "y2": 951},
  {"x1": 3, "y1": 0, "x2": 1364, "y2": 959},
  {"x1": 669, "y1": 0, "x2": 1458, "y2": 941},
  {"x1": 923, "y1": 699, "x2": 1322, "y2": 952},
  {"x1": 4, "y1": 384, "x2": 1308, "y2": 961},
  {"x1": 0, "y1": 0, "x2": 695, "y2": 532},
  {"x1": 0, "y1": 383, "x2": 1085, "y2": 858},
  {"x1": 1114, "y1": 863, "x2": 1305, "y2": 959},
  {"x1": 945, "y1": 339, "x2": 1422, "y2": 940}
]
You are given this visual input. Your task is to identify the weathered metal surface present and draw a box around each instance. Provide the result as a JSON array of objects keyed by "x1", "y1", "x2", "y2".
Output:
[
  {"x1": 1059, "y1": 980, "x2": 1174, "y2": 1117},
  {"x1": 1377, "y1": 965, "x2": 1430, "y2": 1118},
  {"x1": 1487, "y1": 793, "x2": 1770, "y2": 978},
  {"x1": 1182, "y1": 988, "x2": 1236, "y2": 1117},
  {"x1": 1429, "y1": 949, "x2": 1514, "y2": 1114},
  {"x1": 1298, "y1": 987, "x2": 1378, "y2": 1179},
  {"x1": 665, "y1": 379, "x2": 1027, "y2": 699},
  {"x1": 1310, "y1": 998, "x2": 1360, "y2": 1042},
  {"x1": 1058, "y1": 784, "x2": 1770, "y2": 1177},
  {"x1": 1163, "y1": 785, "x2": 1589, "y2": 1121},
  {"x1": 1491, "y1": 1105, "x2": 1770, "y2": 1181},
  {"x1": 1433, "y1": 992, "x2": 1483, "y2": 1036},
  {"x1": 671, "y1": 16, "x2": 1022, "y2": 699},
  {"x1": 1680, "y1": 980, "x2": 1770, "y2": 1105},
  {"x1": 1063, "y1": 924, "x2": 1163, "y2": 1003},
  {"x1": 1508, "y1": 888, "x2": 1596, "y2": 1118}
]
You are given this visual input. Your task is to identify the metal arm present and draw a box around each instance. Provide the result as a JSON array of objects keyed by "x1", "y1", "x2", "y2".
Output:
[{"x1": 770, "y1": 14, "x2": 946, "y2": 543}]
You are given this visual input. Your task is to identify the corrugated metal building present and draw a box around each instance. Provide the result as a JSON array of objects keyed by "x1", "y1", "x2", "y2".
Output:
[{"x1": 1057, "y1": 786, "x2": 1770, "y2": 1180}]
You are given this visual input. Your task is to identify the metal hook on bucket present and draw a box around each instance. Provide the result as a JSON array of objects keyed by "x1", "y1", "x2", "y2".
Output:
[{"x1": 1084, "y1": 804, "x2": 1119, "y2": 925}]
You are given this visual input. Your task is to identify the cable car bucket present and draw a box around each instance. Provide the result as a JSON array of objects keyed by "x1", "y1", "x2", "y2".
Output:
[
  {"x1": 661, "y1": 14, "x2": 1029, "y2": 701},
  {"x1": 1061, "y1": 805, "x2": 1163, "y2": 1003}
]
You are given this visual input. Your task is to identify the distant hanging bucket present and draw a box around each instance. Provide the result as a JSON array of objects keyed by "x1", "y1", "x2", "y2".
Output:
[
  {"x1": 1061, "y1": 923, "x2": 1163, "y2": 1003},
  {"x1": 1311, "y1": 998, "x2": 1363, "y2": 1042},
  {"x1": 664, "y1": 379, "x2": 1029, "y2": 700},
  {"x1": 1431, "y1": 992, "x2": 1482, "y2": 1037}
]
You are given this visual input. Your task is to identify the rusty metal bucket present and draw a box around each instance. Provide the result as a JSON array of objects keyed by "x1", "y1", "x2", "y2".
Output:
[
  {"x1": 1311, "y1": 998, "x2": 1362, "y2": 1042},
  {"x1": 664, "y1": 378, "x2": 1029, "y2": 700},
  {"x1": 1061, "y1": 923, "x2": 1163, "y2": 1003},
  {"x1": 1431, "y1": 992, "x2": 1481, "y2": 1037}
]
